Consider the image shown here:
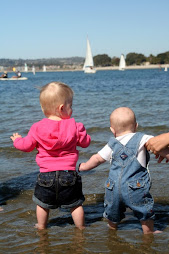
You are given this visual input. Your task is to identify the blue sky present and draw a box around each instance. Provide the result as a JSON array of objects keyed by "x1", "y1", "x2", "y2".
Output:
[{"x1": 1, "y1": 0, "x2": 169, "y2": 59}]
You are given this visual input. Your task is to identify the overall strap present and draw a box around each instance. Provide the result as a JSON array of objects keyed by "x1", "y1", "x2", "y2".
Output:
[
  {"x1": 125, "y1": 132, "x2": 150, "y2": 165},
  {"x1": 108, "y1": 136, "x2": 136, "y2": 167},
  {"x1": 108, "y1": 133, "x2": 144, "y2": 154},
  {"x1": 108, "y1": 136, "x2": 124, "y2": 154},
  {"x1": 125, "y1": 132, "x2": 144, "y2": 156},
  {"x1": 108, "y1": 133, "x2": 149, "y2": 166}
]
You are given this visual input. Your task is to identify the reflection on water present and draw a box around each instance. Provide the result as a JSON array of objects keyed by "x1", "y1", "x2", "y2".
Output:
[
  {"x1": 1, "y1": 190, "x2": 169, "y2": 253},
  {"x1": 1, "y1": 70, "x2": 169, "y2": 253}
]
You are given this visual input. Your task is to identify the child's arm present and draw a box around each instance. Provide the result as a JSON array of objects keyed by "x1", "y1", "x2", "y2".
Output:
[
  {"x1": 79, "y1": 153, "x2": 106, "y2": 172},
  {"x1": 10, "y1": 132, "x2": 37, "y2": 152},
  {"x1": 76, "y1": 123, "x2": 91, "y2": 148}
]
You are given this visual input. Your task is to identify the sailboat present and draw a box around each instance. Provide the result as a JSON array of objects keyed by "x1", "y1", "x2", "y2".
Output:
[
  {"x1": 164, "y1": 66, "x2": 168, "y2": 71},
  {"x1": 24, "y1": 63, "x2": 28, "y2": 72},
  {"x1": 83, "y1": 38, "x2": 96, "y2": 74},
  {"x1": 119, "y1": 54, "x2": 126, "y2": 71},
  {"x1": 32, "y1": 66, "x2": 36, "y2": 75},
  {"x1": 43, "y1": 65, "x2": 46, "y2": 72}
]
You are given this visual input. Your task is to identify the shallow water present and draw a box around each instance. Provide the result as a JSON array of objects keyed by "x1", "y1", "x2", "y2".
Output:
[{"x1": 1, "y1": 69, "x2": 169, "y2": 253}]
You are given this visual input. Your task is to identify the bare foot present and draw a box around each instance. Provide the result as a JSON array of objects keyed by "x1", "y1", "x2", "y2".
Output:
[
  {"x1": 144, "y1": 230, "x2": 162, "y2": 235},
  {"x1": 107, "y1": 225, "x2": 116, "y2": 230},
  {"x1": 153, "y1": 230, "x2": 162, "y2": 234},
  {"x1": 106, "y1": 218, "x2": 118, "y2": 230},
  {"x1": 34, "y1": 223, "x2": 46, "y2": 230},
  {"x1": 34, "y1": 223, "x2": 39, "y2": 229}
]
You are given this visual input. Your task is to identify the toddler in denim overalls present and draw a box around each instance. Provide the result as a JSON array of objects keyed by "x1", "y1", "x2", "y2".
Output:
[{"x1": 79, "y1": 107, "x2": 166, "y2": 234}]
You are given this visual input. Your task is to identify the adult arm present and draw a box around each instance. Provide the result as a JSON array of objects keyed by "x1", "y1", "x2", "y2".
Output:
[{"x1": 145, "y1": 133, "x2": 169, "y2": 154}]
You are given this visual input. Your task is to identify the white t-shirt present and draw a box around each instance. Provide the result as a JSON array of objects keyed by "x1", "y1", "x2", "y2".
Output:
[{"x1": 98, "y1": 133, "x2": 153, "y2": 168}]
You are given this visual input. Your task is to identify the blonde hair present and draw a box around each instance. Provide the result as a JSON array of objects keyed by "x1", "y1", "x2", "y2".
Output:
[{"x1": 40, "y1": 81, "x2": 73, "y2": 117}]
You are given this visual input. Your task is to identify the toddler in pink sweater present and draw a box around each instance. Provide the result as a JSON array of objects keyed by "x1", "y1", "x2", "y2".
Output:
[{"x1": 10, "y1": 81, "x2": 91, "y2": 230}]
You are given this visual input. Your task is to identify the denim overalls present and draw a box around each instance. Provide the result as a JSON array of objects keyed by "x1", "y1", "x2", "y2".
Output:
[{"x1": 103, "y1": 132, "x2": 155, "y2": 223}]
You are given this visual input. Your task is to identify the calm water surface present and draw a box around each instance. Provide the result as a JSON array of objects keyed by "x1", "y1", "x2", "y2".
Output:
[{"x1": 1, "y1": 69, "x2": 169, "y2": 253}]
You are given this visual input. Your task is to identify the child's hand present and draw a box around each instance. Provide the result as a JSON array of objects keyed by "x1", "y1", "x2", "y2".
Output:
[
  {"x1": 79, "y1": 163, "x2": 85, "y2": 171},
  {"x1": 10, "y1": 133, "x2": 22, "y2": 142}
]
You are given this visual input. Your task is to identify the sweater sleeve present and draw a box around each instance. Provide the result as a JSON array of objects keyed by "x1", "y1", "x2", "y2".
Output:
[
  {"x1": 76, "y1": 122, "x2": 91, "y2": 148},
  {"x1": 13, "y1": 131, "x2": 37, "y2": 152}
]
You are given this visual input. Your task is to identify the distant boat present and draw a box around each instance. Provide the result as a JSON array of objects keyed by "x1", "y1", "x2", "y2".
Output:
[
  {"x1": 83, "y1": 38, "x2": 96, "y2": 74},
  {"x1": 164, "y1": 66, "x2": 168, "y2": 72},
  {"x1": 119, "y1": 54, "x2": 126, "y2": 71},
  {"x1": 32, "y1": 66, "x2": 36, "y2": 75},
  {"x1": 24, "y1": 63, "x2": 28, "y2": 72},
  {"x1": 43, "y1": 65, "x2": 46, "y2": 72},
  {"x1": 0, "y1": 77, "x2": 28, "y2": 81}
]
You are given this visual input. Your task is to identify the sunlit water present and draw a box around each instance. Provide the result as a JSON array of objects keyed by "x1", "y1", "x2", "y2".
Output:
[{"x1": 1, "y1": 69, "x2": 169, "y2": 253}]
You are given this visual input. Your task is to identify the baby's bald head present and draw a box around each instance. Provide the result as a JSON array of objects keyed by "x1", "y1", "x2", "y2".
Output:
[{"x1": 110, "y1": 107, "x2": 137, "y2": 136}]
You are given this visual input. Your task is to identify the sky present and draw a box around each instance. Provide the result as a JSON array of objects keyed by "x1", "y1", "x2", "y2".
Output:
[{"x1": 1, "y1": 0, "x2": 169, "y2": 59}]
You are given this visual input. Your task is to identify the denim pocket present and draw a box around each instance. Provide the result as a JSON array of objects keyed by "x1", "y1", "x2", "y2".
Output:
[
  {"x1": 59, "y1": 171, "x2": 77, "y2": 186},
  {"x1": 128, "y1": 178, "x2": 151, "y2": 206},
  {"x1": 104, "y1": 178, "x2": 114, "y2": 205},
  {"x1": 37, "y1": 172, "x2": 55, "y2": 188}
]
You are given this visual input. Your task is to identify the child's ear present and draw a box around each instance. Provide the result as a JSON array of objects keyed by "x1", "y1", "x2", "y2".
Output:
[
  {"x1": 57, "y1": 104, "x2": 64, "y2": 116},
  {"x1": 135, "y1": 122, "x2": 138, "y2": 130},
  {"x1": 110, "y1": 127, "x2": 116, "y2": 136},
  {"x1": 58, "y1": 104, "x2": 64, "y2": 112}
]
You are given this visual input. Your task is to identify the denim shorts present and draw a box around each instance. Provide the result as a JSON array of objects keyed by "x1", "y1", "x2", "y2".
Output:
[
  {"x1": 103, "y1": 176, "x2": 155, "y2": 223},
  {"x1": 33, "y1": 171, "x2": 85, "y2": 209}
]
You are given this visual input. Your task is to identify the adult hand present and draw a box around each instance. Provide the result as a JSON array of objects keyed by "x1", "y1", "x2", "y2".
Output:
[{"x1": 145, "y1": 133, "x2": 169, "y2": 154}]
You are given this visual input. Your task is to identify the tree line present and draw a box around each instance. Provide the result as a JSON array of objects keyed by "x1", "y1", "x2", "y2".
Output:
[
  {"x1": 0, "y1": 51, "x2": 169, "y2": 68},
  {"x1": 94, "y1": 51, "x2": 169, "y2": 66}
]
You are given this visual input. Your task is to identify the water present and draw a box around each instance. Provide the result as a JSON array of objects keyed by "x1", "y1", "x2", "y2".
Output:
[{"x1": 1, "y1": 69, "x2": 169, "y2": 253}]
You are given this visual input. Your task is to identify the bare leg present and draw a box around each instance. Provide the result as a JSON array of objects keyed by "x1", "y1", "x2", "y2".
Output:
[
  {"x1": 107, "y1": 219, "x2": 118, "y2": 230},
  {"x1": 35, "y1": 205, "x2": 49, "y2": 230},
  {"x1": 0, "y1": 207, "x2": 3, "y2": 211},
  {"x1": 141, "y1": 220, "x2": 162, "y2": 234},
  {"x1": 70, "y1": 205, "x2": 85, "y2": 230}
]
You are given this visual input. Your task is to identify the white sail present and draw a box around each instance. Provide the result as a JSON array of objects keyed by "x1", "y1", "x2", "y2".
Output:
[
  {"x1": 164, "y1": 66, "x2": 168, "y2": 71},
  {"x1": 119, "y1": 54, "x2": 126, "y2": 71},
  {"x1": 83, "y1": 38, "x2": 96, "y2": 73},
  {"x1": 32, "y1": 66, "x2": 35, "y2": 75},
  {"x1": 43, "y1": 65, "x2": 46, "y2": 72},
  {"x1": 24, "y1": 63, "x2": 28, "y2": 72}
]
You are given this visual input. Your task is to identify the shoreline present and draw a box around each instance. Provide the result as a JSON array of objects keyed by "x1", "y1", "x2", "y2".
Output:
[
  {"x1": 96, "y1": 64, "x2": 168, "y2": 71},
  {"x1": 3, "y1": 64, "x2": 169, "y2": 73},
  {"x1": 48, "y1": 64, "x2": 169, "y2": 72}
]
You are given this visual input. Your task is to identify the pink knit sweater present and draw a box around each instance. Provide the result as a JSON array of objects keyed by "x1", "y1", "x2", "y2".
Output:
[{"x1": 13, "y1": 118, "x2": 91, "y2": 172}]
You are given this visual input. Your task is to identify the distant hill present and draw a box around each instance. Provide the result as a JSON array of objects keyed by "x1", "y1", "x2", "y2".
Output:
[
  {"x1": 1, "y1": 51, "x2": 169, "y2": 68},
  {"x1": 0, "y1": 57, "x2": 84, "y2": 67}
]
